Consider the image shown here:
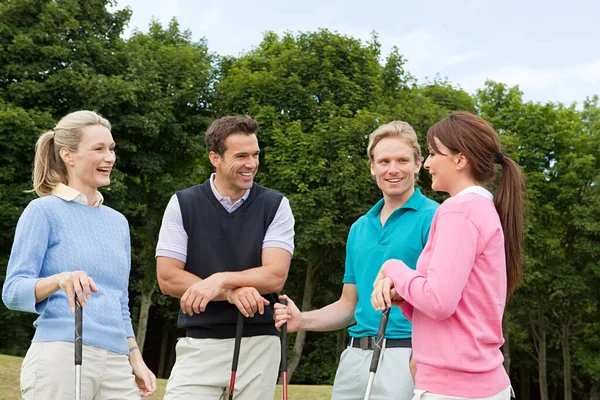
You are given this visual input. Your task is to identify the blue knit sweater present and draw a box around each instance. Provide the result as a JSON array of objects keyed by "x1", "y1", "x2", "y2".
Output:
[{"x1": 2, "y1": 195, "x2": 135, "y2": 355}]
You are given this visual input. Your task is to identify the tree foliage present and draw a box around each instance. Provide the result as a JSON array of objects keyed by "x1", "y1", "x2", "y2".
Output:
[{"x1": 1, "y1": 2, "x2": 599, "y2": 397}]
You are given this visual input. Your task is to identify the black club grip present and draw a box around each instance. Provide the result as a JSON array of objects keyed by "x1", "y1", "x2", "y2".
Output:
[
  {"x1": 231, "y1": 311, "x2": 244, "y2": 372},
  {"x1": 75, "y1": 297, "x2": 83, "y2": 366},
  {"x1": 369, "y1": 307, "x2": 390, "y2": 373},
  {"x1": 280, "y1": 298, "x2": 288, "y2": 374}
]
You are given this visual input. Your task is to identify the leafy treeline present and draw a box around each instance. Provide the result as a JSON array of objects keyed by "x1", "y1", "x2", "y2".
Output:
[{"x1": 0, "y1": 1, "x2": 598, "y2": 399}]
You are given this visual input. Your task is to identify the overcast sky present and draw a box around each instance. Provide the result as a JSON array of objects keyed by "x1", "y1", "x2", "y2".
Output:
[{"x1": 112, "y1": 0, "x2": 599, "y2": 107}]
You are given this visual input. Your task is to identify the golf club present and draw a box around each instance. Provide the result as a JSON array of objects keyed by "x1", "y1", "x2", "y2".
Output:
[
  {"x1": 227, "y1": 311, "x2": 245, "y2": 400},
  {"x1": 363, "y1": 307, "x2": 390, "y2": 400},
  {"x1": 280, "y1": 298, "x2": 288, "y2": 400},
  {"x1": 75, "y1": 296, "x2": 83, "y2": 400}
]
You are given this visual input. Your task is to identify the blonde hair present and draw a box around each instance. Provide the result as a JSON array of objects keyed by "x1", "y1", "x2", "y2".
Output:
[
  {"x1": 32, "y1": 111, "x2": 111, "y2": 197},
  {"x1": 367, "y1": 121, "x2": 422, "y2": 163}
]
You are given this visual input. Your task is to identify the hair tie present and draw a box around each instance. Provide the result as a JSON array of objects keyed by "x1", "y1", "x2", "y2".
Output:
[{"x1": 495, "y1": 153, "x2": 504, "y2": 164}]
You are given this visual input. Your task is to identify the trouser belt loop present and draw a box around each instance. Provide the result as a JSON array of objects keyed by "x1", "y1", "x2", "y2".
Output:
[{"x1": 359, "y1": 337, "x2": 370, "y2": 350}]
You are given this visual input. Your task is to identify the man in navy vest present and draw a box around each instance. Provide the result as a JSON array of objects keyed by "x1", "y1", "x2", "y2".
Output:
[{"x1": 156, "y1": 115, "x2": 295, "y2": 400}]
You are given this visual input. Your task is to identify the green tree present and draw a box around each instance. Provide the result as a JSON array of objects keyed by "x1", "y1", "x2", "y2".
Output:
[
  {"x1": 0, "y1": 0, "x2": 130, "y2": 115},
  {"x1": 80, "y1": 18, "x2": 214, "y2": 354},
  {"x1": 0, "y1": 104, "x2": 54, "y2": 355},
  {"x1": 215, "y1": 30, "x2": 389, "y2": 382},
  {"x1": 420, "y1": 78, "x2": 476, "y2": 114},
  {"x1": 215, "y1": 29, "x2": 459, "y2": 383},
  {"x1": 0, "y1": 2, "x2": 214, "y2": 369},
  {"x1": 0, "y1": 0, "x2": 130, "y2": 356},
  {"x1": 477, "y1": 81, "x2": 600, "y2": 399}
]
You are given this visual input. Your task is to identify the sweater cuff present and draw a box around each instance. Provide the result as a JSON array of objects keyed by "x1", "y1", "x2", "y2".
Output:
[
  {"x1": 19, "y1": 278, "x2": 47, "y2": 314},
  {"x1": 383, "y1": 259, "x2": 411, "y2": 283},
  {"x1": 124, "y1": 323, "x2": 135, "y2": 338}
]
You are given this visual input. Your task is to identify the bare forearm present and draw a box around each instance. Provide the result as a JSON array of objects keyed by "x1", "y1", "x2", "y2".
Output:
[
  {"x1": 34, "y1": 275, "x2": 60, "y2": 303},
  {"x1": 157, "y1": 267, "x2": 200, "y2": 298},
  {"x1": 219, "y1": 267, "x2": 287, "y2": 294},
  {"x1": 158, "y1": 267, "x2": 230, "y2": 301},
  {"x1": 127, "y1": 337, "x2": 142, "y2": 364},
  {"x1": 300, "y1": 300, "x2": 356, "y2": 332}
]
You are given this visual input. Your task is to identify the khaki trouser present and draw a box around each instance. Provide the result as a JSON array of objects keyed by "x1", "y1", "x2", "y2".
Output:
[
  {"x1": 412, "y1": 386, "x2": 514, "y2": 400},
  {"x1": 331, "y1": 346, "x2": 414, "y2": 400},
  {"x1": 164, "y1": 335, "x2": 280, "y2": 400},
  {"x1": 21, "y1": 341, "x2": 140, "y2": 400}
]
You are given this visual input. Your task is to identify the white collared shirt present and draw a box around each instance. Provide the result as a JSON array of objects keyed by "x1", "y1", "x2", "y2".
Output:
[
  {"x1": 455, "y1": 185, "x2": 493, "y2": 201},
  {"x1": 209, "y1": 173, "x2": 250, "y2": 212},
  {"x1": 52, "y1": 183, "x2": 104, "y2": 207}
]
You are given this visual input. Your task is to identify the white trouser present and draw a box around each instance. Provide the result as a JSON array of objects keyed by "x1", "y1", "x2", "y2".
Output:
[
  {"x1": 20, "y1": 341, "x2": 140, "y2": 400},
  {"x1": 331, "y1": 345, "x2": 414, "y2": 400},
  {"x1": 412, "y1": 386, "x2": 514, "y2": 400}
]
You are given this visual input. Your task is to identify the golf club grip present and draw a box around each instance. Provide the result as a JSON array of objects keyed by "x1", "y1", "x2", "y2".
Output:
[
  {"x1": 231, "y1": 311, "x2": 244, "y2": 372},
  {"x1": 368, "y1": 307, "x2": 390, "y2": 373},
  {"x1": 280, "y1": 298, "x2": 288, "y2": 375},
  {"x1": 75, "y1": 297, "x2": 83, "y2": 366}
]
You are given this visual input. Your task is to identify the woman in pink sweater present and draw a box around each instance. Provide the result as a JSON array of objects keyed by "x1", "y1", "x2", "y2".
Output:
[{"x1": 372, "y1": 111, "x2": 524, "y2": 399}]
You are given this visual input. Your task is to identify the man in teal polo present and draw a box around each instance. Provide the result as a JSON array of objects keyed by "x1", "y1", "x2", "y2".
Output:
[{"x1": 274, "y1": 121, "x2": 438, "y2": 400}]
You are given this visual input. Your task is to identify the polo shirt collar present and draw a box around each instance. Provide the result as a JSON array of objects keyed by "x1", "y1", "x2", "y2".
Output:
[
  {"x1": 52, "y1": 183, "x2": 104, "y2": 207},
  {"x1": 367, "y1": 188, "x2": 426, "y2": 219}
]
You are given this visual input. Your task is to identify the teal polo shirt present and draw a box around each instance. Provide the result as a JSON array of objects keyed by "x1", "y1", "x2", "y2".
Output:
[{"x1": 344, "y1": 188, "x2": 439, "y2": 339}]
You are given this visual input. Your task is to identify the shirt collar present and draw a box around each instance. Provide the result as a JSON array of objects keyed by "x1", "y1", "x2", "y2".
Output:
[
  {"x1": 52, "y1": 183, "x2": 104, "y2": 207},
  {"x1": 209, "y1": 173, "x2": 251, "y2": 203},
  {"x1": 455, "y1": 185, "x2": 493, "y2": 201},
  {"x1": 368, "y1": 188, "x2": 426, "y2": 218}
]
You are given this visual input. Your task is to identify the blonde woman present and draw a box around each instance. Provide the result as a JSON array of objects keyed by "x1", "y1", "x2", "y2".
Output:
[{"x1": 2, "y1": 111, "x2": 156, "y2": 399}]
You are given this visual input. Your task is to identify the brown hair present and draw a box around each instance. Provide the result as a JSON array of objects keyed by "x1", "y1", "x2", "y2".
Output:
[
  {"x1": 32, "y1": 111, "x2": 111, "y2": 197},
  {"x1": 367, "y1": 121, "x2": 422, "y2": 163},
  {"x1": 427, "y1": 111, "x2": 525, "y2": 299},
  {"x1": 205, "y1": 116, "x2": 258, "y2": 156}
]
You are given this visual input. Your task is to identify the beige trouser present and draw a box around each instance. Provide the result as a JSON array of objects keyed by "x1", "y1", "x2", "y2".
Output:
[
  {"x1": 412, "y1": 386, "x2": 514, "y2": 400},
  {"x1": 164, "y1": 335, "x2": 280, "y2": 400},
  {"x1": 20, "y1": 341, "x2": 140, "y2": 400}
]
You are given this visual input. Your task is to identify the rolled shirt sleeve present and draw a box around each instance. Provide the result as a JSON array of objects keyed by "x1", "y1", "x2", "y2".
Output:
[
  {"x1": 263, "y1": 196, "x2": 295, "y2": 256},
  {"x1": 155, "y1": 194, "x2": 188, "y2": 262}
]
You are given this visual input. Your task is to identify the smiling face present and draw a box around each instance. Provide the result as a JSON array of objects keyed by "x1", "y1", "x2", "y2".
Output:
[
  {"x1": 424, "y1": 137, "x2": 461, "y2": 194},
  {"x1": 210, "y1": 132, "x2": 260, "y2": 199},
  {"x1": 61, "y1": 124, "x2": 116, "y2": 193},
  {"x1": 370, "y1": 137, "x2": 422, "y2": 204}
]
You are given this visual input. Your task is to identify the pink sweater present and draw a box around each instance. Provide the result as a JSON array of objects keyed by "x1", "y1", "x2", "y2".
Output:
[{"x1": 384, "y1": 189, "x2": 510, "y2": 398}]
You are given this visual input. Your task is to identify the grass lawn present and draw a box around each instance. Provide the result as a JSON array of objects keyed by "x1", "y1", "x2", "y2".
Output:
[{"x1": 0, "y1": 354, "x2": 332, "y2": 400}]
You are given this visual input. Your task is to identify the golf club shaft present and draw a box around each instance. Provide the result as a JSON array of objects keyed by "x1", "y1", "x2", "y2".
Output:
[
  {"x1": 228, "y1": 311, "x2": 245, "y2": 400},
  {"x1": 76, "y1": 366, "x2": 81, "y2": 400},
  {"x1": 280, "y1": 299, "x2": 288, "y2": 400},
  {"x1": 363, "y1": 372, "x2": 375, "y2": 400},
  {"x1": 75, "y1": 297, "x2": 83, "y2": 400},
  {"x1": 363, "y1": 307, "x2": 390, "y2": 400}
]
